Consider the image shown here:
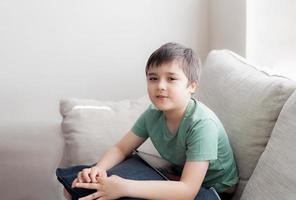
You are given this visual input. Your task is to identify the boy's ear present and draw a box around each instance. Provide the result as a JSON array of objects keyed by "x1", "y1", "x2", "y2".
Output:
[{"x1": 188, "y1": 81, "x2": 198, "y2": 93}]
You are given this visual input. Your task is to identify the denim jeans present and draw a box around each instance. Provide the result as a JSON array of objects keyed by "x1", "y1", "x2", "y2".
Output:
[{"x1": 56, "y1": 155, "x2": 220, "y2": 200}]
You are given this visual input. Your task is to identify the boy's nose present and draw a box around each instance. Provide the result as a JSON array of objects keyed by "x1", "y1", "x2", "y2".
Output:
[{"x1": 157, "y1": 80, "x2": 167, "y2": 90}]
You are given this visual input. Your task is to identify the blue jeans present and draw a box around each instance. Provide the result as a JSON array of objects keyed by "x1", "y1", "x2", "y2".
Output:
[{"x1": 56, "y1": 155, "x2": 220, "y2": 200}]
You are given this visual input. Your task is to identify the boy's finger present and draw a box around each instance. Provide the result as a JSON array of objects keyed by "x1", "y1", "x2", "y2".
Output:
[
  {"x1": 100, "y1": 170, "x2": 107, "y2": 178},
  {"x1": 72, "y1": 178, "x2": 78, "y2": 188},
  {"x1": 96, "y1": 177, "x2": 103, "y2": 183},
  {"x1": 78, "y1": 191, "x2": 101, "y2": 200},
  {"x1": 90, "y1": 168, "x2": 98, "y2": 183},
  {"x1": 75, "y1": 182, "x2": 100, "y2": 190},
  {"x1": 77, "y1": 172, "x2": 84, "y2": 183},
  {"x1": 82, "y1": 171, "x2": 91, "y2": 183},
  {"x1": 90, "y1": 173, "x2": 97, "y2": 183},
  {"x1": 63, "y1": 188, "x2": 72, "y2": 200},
  {"x1": 77, "y1": 175, "x2": 81, "y2": 183}
]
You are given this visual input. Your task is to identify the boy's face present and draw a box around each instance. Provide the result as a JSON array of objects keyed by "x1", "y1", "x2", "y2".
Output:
[{"x1": 146, "y1": 61, "x2": 197, "y2": 113}]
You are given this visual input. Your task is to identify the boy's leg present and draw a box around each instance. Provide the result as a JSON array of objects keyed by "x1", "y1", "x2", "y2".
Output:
[
  {"x1": 59, "y1": 155, "x2": 223, "y2": 200},
  {"x1": 109, "y1": 155, "x2": 224, "y2": 200},
  {"x1": 58, "y1": 154, "x2": 165, "y2": 200},
  {"x1": 107, "y1": 154, "x2": 165, "y2": 200},
  {"x1": 107, "y1": 154, "x2": 166, "y2": 181},
  {"x1": 194, "y1": 187, "x2": 221, "y2": 200}
]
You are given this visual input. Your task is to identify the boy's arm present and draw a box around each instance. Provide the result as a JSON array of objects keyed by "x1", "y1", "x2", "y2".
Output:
[
  {"x1": 95, "y1": 130, "x2": 146, "y2": 171},
  {"x1": 74, "y1": 131, "x2": 145, "y2": 184},
  {"x1": 124, "y1": 161, "x2": 209, "y2": 200}
]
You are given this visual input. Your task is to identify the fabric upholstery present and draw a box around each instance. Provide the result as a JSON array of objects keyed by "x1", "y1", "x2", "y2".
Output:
[
  {"x1": 0, "y1": 121, "x2": 64, "y2": 200},
  {"x1": 60, "y1": 96, "x2": 159, "y2": 166},
  {"x1": 241, "y1": 90, "x2": 296, "y2": 200},
  {"x1": 196, "y1": 50, "x2": 296, "y2": 199}
]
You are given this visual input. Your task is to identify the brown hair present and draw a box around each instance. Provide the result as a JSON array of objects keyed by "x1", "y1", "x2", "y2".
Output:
[{"x1": 145, "y1": 42, "x2": 202, "y2": 83}]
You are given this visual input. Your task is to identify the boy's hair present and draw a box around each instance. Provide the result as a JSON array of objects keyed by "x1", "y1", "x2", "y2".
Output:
[{"x1": 145, "y1": 42, "x2": 202, "y2": 83}]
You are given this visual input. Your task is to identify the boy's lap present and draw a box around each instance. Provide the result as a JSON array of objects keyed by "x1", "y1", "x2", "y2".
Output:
[
  {"x1": 57, "y1": 155, "x2": 164, "y2": 200},
  {"x1": 107, "y1": 155, "x2": 165, "y2": 180},
  {"x1": 58, "y1": 155, "x2": 220, "y2": 200},
  {"x1": 195, "y1": 187, "x2": 221, "y2": 200}
]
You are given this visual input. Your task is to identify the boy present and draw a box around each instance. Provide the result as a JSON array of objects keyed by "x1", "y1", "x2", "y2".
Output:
[{"x1": 64, "y1": 42, "x2": 238, "y2": 200}]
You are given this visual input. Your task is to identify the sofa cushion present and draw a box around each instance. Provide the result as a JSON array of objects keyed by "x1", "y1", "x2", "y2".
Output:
[
  {"x1": 196, "y1": 50, "x2": 296, "y2": 199},
  {"x1": 241, "y1": 90, "x2": 296, "y2": 200},
  {"x1": 60, "y1": 96, "x2": 158, "y2": 166}
]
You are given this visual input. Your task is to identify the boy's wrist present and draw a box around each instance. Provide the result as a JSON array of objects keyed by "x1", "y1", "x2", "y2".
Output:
[
  {"x1": 94, "y1": 162, "x2": 107, "y2": 171},
  {"x1": 121, "y1": 178, "x2": 132, "y2": 197}
]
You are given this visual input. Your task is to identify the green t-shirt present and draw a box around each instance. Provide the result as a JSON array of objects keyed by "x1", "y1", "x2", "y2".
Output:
[{"x1": 131, "y1": 98, "x2": 239, "y2": 192}]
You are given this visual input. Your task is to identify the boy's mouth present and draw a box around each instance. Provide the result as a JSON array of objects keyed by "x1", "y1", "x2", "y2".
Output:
[{"x1": 156, "y1": 95, "x2": 168, "y2": 99}]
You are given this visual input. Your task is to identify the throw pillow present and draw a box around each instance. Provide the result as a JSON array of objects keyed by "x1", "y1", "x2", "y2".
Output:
[
  {"x1": 196, "y1": 50, "x2": 296, "y2": 199},
  {"x1": 59, "y1": 96, "x2": 159, "y2": 167},
  {"x1": 241, "y1": 90, "x2": 296, "y2": 200}
]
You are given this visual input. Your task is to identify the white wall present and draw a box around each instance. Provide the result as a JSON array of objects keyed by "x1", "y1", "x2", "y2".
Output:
[
  {"x1": 246, "y1": 0, "x2": 296, "y2": 80},
  {"x1": 208, "y1": 0, "x2": 296, "y2": 80},
  {"x1": 208, "y1": 0, "x2": 246, "y2": 56},
  {"x1": 0, "y1": 0, "x2": 208, "y2": 122}
]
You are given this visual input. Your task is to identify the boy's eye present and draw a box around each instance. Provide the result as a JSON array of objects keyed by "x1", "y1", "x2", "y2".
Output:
[
  {"x1": 148, "y1": 77, "x2": 158, "y2": 81},
  {"x1": 168, "y1": 77, "x2": 177, "y2": 81}
]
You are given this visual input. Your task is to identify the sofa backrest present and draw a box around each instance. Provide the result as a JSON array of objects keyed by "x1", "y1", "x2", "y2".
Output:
[
  {"x1": 241, "y1": 88, "x2": 296, "y2": 199},
  {"x1": 196, "y1": 50, "x2": 296, "y2": 199}
]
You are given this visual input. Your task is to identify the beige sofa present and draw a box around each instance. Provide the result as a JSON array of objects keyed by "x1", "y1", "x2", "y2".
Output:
[{"x1": 1, "y1": 50, "x2": 295, "y2": 200}]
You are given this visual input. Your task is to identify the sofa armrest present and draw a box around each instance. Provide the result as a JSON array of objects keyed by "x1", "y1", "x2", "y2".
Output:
[{"x1": 0, "y1": 121, "x2": 64, "y2": 200}]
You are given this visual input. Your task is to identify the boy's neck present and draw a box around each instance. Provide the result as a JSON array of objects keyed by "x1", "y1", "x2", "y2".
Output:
[{"x1": 163, "y1": 98, "x2": 191, "y2": 133}]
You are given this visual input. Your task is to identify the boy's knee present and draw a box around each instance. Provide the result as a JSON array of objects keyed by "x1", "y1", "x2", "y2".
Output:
[{"x1": 63, "y1": 188, "x2": 71, "y2": 200}]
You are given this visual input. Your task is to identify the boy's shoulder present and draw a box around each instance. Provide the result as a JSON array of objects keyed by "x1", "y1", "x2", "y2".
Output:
[{"x1": 188, "y1": 99, "x2": 221, "y2": 126}]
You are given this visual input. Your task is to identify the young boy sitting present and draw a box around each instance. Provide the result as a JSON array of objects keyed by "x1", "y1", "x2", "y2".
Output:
[{"x1": 59, "y1": 42, "x2": 239, "y2": 200}]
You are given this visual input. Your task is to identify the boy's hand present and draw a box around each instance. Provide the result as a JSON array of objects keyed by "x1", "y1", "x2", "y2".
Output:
[
  {"x1": 72, "y1": 166, "x2": 107, "y2": 187},
  {"x1": 63, "y1": 188, "x2": 72, "y2": 200},
  {"x1": 76, "y1": 175, "x2": 127, "y2": 200}
]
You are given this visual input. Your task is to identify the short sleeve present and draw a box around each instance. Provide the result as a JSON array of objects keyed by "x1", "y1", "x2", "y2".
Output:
[
  {"x1": 186, "y1": 119, "x2": 218, "y2": 161},
  {"x1": 131, "y1": 107, "x2": 150, "y2": 139}
]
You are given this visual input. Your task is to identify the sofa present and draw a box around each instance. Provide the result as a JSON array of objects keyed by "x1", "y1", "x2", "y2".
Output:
[{"x1": 1, "y1": 50, "x2": 295, "y2": 200}]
